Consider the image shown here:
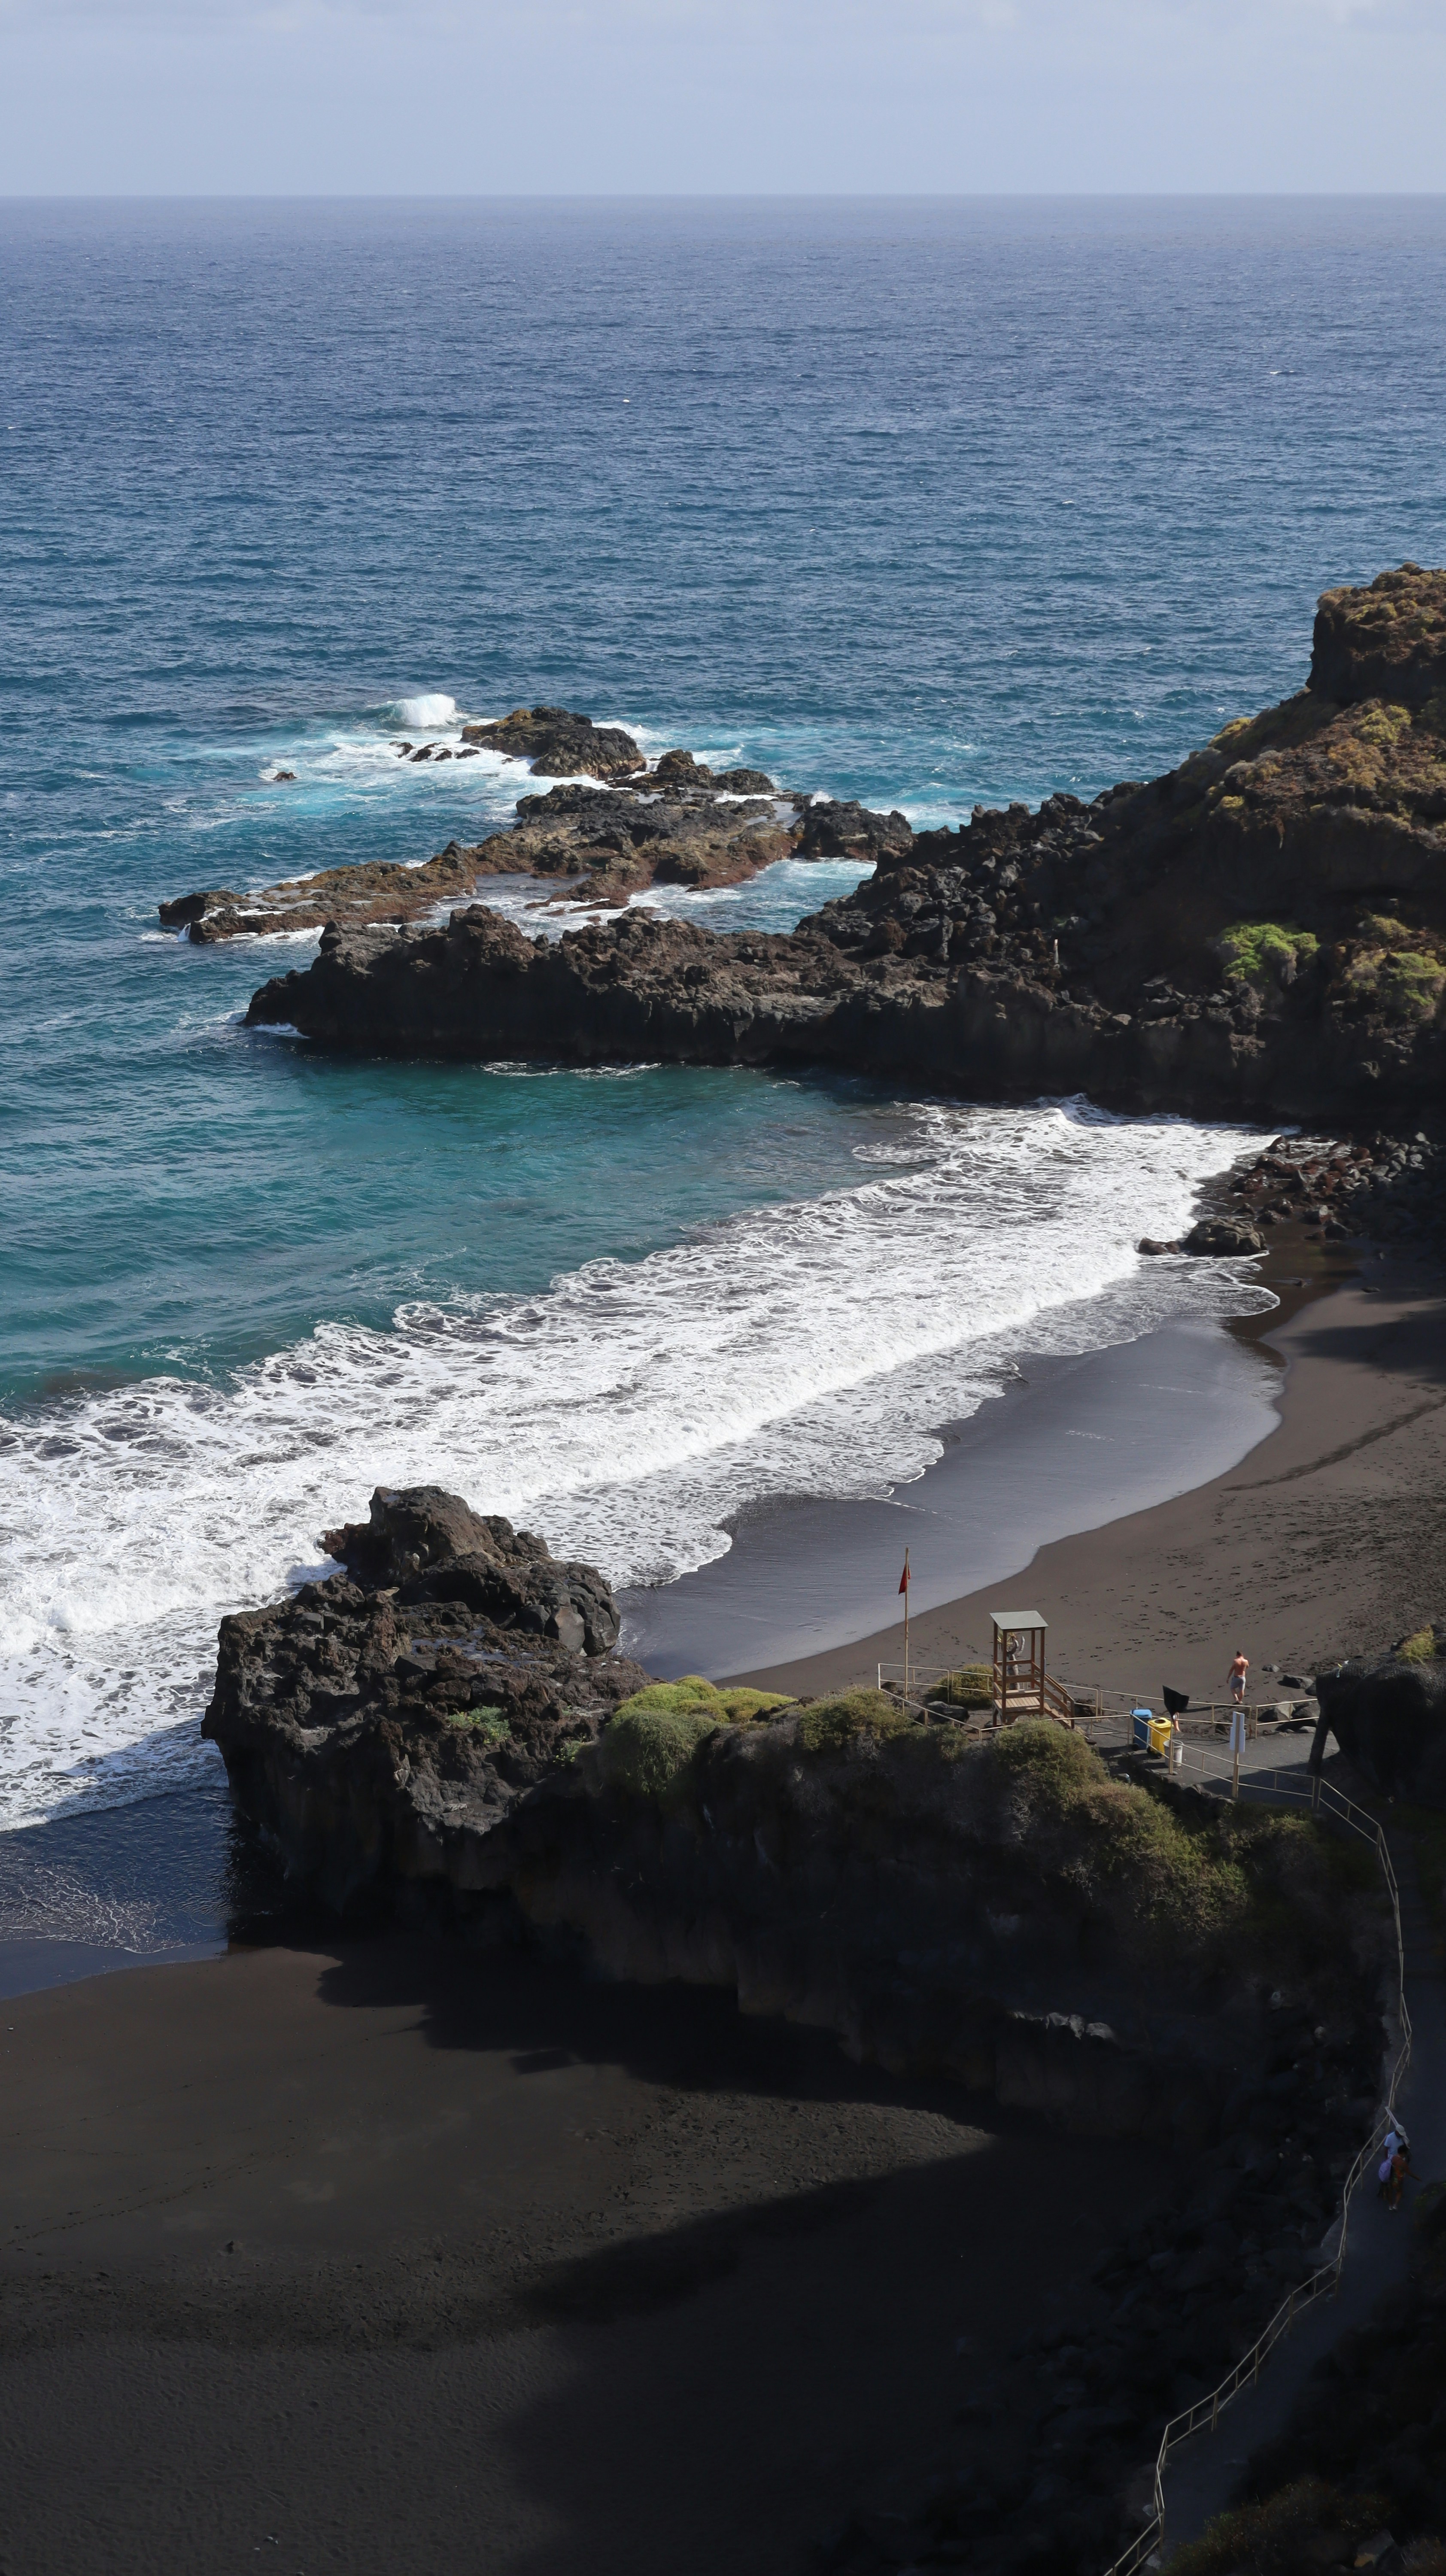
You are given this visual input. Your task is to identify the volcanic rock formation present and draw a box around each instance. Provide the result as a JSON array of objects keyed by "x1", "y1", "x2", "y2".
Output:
[
  {"x1": 242, "y1": 568, "x2": 1446, "y2": 1118},
  {"x1": 456, "y1": 704, "x2": 645, "y2": 779},
  {"x1": 202, "y1": 1484, "x2": 645, "y2": 1911},
  {"x1": 204, "y1": 1493, "x2": 1387, "y2": 2160},
  {"x1": 158, "y1": 726, "x2": 809, "y2": 940},
  {"x1": 1312, "y1": 1623, "x2": 1446, "y2": 1799}
]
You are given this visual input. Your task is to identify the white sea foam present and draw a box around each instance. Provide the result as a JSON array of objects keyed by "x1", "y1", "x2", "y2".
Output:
[
  {"x1": 387, "y1": 693, "x2": 463, "y2": 730},
  {"x1": 0, "y1": 1100, "x2": 1271, "y2": 1829}
]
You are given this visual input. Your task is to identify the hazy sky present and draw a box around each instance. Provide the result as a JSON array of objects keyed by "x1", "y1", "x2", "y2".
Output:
[{"x1": 1, "y1": 0, "x2": 1443, "y2": 195}]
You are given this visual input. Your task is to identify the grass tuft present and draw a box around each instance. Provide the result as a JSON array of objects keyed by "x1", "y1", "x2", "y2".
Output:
[
  {"x1": 1215, "y1": 920, "x2": 1320, "y2": 987},
  {"x1": 796, "y1": 1689, "x2": 921, "y2": 1755}
]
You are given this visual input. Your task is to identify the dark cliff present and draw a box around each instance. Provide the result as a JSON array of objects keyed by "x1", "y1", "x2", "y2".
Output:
[
  {"x1": 202, "y1": 1485, "x2": 647, "y2": 1912},
  {"x1": 245, "y1": 568, "x2": 1446, "y2": 1118}
]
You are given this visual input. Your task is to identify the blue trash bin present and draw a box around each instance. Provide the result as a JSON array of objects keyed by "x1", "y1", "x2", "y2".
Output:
[{"x1": 1132, "y1": 1707, "x2": 1153, "y2": 1748}]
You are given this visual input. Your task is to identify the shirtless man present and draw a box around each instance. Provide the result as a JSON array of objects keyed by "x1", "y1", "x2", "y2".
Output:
[{"x1": 1228, "y1": 1649, "x2": 1249, "y2": 1706}]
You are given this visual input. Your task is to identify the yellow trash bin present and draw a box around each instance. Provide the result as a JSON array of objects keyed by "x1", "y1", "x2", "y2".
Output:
[{"x1": 1147, "y1": 1716, "x2": 1173, "y2": 1757}]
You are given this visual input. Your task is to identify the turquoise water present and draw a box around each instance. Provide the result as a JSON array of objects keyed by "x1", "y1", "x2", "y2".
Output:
[{"x1": 3, "y1": 195, "x2": 1445, "y2": 1829}]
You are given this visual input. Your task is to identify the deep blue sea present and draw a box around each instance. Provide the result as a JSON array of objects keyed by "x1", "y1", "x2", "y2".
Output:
[{"x1": 3, "y1": 196, "x2": 1445, "y2": 1850}]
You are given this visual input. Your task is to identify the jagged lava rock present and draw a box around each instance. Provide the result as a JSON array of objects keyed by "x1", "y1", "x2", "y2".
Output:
[
  {"x1": 160, "y1": 744, "x2": 795, "y2": 940},
  {"x1": 202, "y1": 1485, "x2": 645, "y2": 1911},
  {"x1": 458, "y1": 703, "x2": 645, "y2": 778},
  {"x1": 244, "y1": 568, "x2": 1446, "y2": 1118}
]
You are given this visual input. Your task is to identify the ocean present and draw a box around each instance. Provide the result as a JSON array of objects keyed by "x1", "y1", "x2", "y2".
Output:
[{"x1": 3, "y1": 197, "x2": 1445, "y2": 1940}]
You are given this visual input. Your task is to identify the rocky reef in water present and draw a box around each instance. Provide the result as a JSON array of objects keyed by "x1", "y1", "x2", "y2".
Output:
[
  {"x1": 239, "y1": 567, "x2": 1446, "y2": 1119},
  {"x1": 158, "y1": 715, "x2": 835, "y2": 941}
]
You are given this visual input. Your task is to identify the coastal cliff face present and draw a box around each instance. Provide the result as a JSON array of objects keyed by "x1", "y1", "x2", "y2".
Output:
[
  {"x1": 203, "y1": 1492, "x2": 1385, "y2": 2150},
  {"x1": 471, "y1": 1698, "x2": 1383, "y2": 2148},
  {"x1": 243, "y1": 567, "x2": 1446, "y2": 1118}
]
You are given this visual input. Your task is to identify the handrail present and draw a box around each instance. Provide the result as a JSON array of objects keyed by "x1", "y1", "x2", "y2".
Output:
[{"x1": 1100, "y1": 1770, "x2": 1411, "y2": 2576}]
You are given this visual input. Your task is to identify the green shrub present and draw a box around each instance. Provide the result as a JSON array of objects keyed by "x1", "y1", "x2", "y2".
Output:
[
  {"x1": 1167, "y1": 2477, "x2": 1388, "y2": 2575},
  {"x1": 717, "y1": 1686, "x2": 792, "y2": 1722},
  {"x1": 598, "y1": 1706, "x2": 723, "y2": 1800},
  {"x1": 1215, "y1": 921, "x2": 1320, "y2": 987},
  {"x1": 796, "y1": 1689, "x2": 921, "y2": 1755},
  {"x1": 1379, "y1": 951, "x2": 1446, "y2": 1020},
  {"x1": 928, "y1": 1663, "x2": 995, "y2": 1709},
  {"x1": 1400, "y1": 1626, "x2": 1439, "y2": 1663},
  {"x1": 447, "y1": 1704, "x2": 510, "y2": 1743},
  {"x1": 981, "y1": 1723, "x2": 1372, "y2": 1961},
  {"x1": 612, "y1": 1675, "x2": 790, "y2": 1726}
]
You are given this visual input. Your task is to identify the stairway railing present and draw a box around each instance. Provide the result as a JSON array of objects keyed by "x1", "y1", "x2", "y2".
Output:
[{"x1": 1100, "y1": 1768, "x2": 1411, "y2": 2576}]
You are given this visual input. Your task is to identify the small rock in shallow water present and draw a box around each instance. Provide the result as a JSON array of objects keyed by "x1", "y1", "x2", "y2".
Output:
[{"x1": 1181, "y1": 1216, "x2": 1265, "y2": 1256}]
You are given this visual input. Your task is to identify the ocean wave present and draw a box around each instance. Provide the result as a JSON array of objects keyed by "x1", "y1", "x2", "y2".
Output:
[
  {"x1": 385, "y1": 693, "x2": 464, "y2": 729},
  {"x1": 0, "y1": 1098, "x2": 1271, "y2": 1830}
]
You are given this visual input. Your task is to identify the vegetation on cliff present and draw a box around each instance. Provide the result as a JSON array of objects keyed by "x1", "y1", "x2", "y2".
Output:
[{"x1": 562, "y1": 1711, "x2": 1383, "y2": 1996}]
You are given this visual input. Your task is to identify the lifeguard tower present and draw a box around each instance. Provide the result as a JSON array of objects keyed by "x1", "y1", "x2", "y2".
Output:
[{"x1": 989, "y1": 1610, "x2": 1076, "y2": 1727}]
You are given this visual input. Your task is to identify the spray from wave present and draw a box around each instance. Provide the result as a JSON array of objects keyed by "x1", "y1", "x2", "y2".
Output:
[
  {"x1": 0, "y1": 1099, "x2": 1270, "y2": 1829},
  {"x1": 385, "y1": 693, "x2": 464, "y2": 731}
]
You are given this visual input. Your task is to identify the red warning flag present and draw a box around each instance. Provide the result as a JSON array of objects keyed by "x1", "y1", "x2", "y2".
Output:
[{"x1": 898, "y1": 1550, "x2": 910, "y2": 1596}]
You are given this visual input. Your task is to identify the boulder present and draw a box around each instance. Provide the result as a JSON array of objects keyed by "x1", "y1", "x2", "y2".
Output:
[
  {"x1": 794, "y1": 799, "x2": 914, "y2": 862},
  {"x1": 322, "y1": 1484, "x2": 620, "y2": 1656},
  {"x1": 1181, "y1": 1216, "x2": 1266, "y2": 1255},
  {"x1": 1312, "y1": 1643, "x2": 1446, "y2": 1801},
  {"x1": 711, "y1": 767, "x2": 776, "y2": 795},
  {"x1": 458, "y1": 705, "x2": 644, "y2": 780}
]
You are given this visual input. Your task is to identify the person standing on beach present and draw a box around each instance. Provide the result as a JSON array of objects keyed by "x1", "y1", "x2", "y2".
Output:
[
  {"x1": 1388, "y1": 2142, "x2": 1415, "y2": 2211},
  {"x1": 1228, "y1": 1649, "x2": 1250, "y2": 1707}
]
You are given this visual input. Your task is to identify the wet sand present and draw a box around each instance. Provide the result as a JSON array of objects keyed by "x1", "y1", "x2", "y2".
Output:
[
  {"x1": 0, "y1": 1935, "x2": 1140, "y2": 2576},
  {"x1": 732, "y1": 1246, "x2": 1446, "y2": 1705}
]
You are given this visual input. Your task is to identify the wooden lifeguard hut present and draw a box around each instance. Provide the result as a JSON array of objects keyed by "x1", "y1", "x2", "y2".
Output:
[{"x1": 989, "y1": 1610, "x2": 1077, "y2": 1727}]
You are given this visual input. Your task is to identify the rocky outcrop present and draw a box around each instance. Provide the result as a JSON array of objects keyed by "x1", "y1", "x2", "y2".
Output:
[
  {"x1": 1309, "y1": 562, "x2": 1446, "y2": 709},
  {"x1": 1223, "y1": 1129, "x2": 1446, "y2": 1244},
  {"x1": 159, "y1": 744, "x2": 800, "y2": 942},
  {"x1": 242, "y1": 569, "x2": 1446, "y2": 1117},
  {"x1": 466, "y1": 1704, "x2": 1382, "y2": 2146},
  {"x1": 207, "y1": 1522, "x2": 1386, "y2": 2151},
  {"x1": 1312, "y1": 1626, "x2": 1446, "y2": 1798},
  {"x1": 457, "y1": 704, "x2": 644, "y2": 778},
  {"x1": 201, "y1": 1485, "x2": 645, "y2": 1912}
]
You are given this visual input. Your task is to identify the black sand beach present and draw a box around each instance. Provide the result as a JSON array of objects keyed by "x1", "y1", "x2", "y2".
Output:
[
  {"x1": 0, "y1": 1938, "x2": 1141, "y2": 2576},
  {"x1": 2, "y1": 1234, "x2": 1443, "y2": 2574}
]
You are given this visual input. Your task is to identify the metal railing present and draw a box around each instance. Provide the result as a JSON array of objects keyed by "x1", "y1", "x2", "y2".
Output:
[
  {"x1": 1100, "y1": 1770, "x2": 1412, "y2": 2576},
  {"x1": 876, "y1": 1660, "x2": 1109, "y2": 1736}
]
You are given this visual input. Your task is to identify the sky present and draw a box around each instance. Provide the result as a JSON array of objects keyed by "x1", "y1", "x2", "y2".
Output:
[{"x1": 0, "y1": 0, "x2": 1443, "y2": 194}]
